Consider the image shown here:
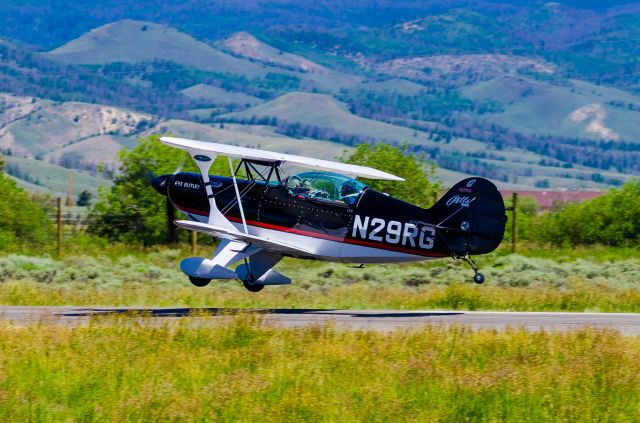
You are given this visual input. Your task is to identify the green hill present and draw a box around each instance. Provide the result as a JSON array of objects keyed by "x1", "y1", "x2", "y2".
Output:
[
  {"x1": 461, "y1": 75, "x2": 640, "y2": 141},
  {"x1": 180, "y1": 84, "x2": 262, "y2": 106},
  {"x1": 221, "y1": 92, "x2": 433, "y2": 144},
  {"x1": 45, "y1": 20, "x2": 266, "y2": 77}
]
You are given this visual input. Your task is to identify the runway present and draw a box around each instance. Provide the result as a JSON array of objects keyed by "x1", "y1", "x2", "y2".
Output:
[{"x1": 2, "y1": 306, "x2": 640, "y2": 333}]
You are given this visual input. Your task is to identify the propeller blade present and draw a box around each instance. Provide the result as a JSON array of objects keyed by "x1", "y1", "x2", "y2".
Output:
[{"x1": 173, "y1": 154, "x2": 187, "y2": 175}]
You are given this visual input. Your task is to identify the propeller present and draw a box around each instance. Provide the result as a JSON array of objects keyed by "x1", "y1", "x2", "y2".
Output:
[
  {"x1": 173, "y1": 154, "x2": 187, "y2": 175},
  {"x1": 151, "y1": 152, "x2": 190, "y2": 196}
]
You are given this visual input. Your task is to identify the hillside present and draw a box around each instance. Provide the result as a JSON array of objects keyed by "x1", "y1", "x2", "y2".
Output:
[
  {"x1": 0, "y1": 95, "x2": 154, "y2": 157},
  {"x1": 461, "y1": 76, "x2": 640, "y2": 141},
  {"x1": 219, "y1": 32, "x2": 328, "y2": 73},
  {"x1": 180, "y1": 84, "x2": 262, "y2": 106},
  {"x1": 45, "y1": 20, "x2": 266, "y2": 77},
  {"x1": 221, "y1": 92, "x2": 432, "y2": 144}
]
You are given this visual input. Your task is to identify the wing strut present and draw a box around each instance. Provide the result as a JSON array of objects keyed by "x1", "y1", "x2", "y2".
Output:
[
  {"x1": 228, "y1": 156, "x2": 248, "y2": 233},
  {"x1": 191, "y1": 153, "x2": 237, "y2": 233}
]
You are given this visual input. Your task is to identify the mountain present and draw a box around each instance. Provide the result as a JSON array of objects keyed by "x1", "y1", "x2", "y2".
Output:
[
  {"x1": 5, "y1": 3, "x2": 640, "y2": 192},
  {"x1": 45, "y1": 20, "x2": 266, "y2": 77}
]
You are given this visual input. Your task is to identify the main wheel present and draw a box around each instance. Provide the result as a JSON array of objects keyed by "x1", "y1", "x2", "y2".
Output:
[
  {"x1": 243, "y1": 279, "x2": 265, "y2": 292},
  {"x1": 473, "y1": 273, "x2": 485, "y2": 285},
  {"x1": 189, "y1": 276, "x2": 211, "y2": 287}
]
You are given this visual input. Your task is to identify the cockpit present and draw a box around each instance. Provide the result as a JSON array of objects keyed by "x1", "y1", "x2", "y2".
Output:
[{"x1": 283, "y1": 171, "x2": 367, "y2": 205}]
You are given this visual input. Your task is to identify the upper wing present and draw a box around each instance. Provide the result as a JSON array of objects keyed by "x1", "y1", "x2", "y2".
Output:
[
  {"x1": 159, "y1": 136, "x2": 404, "y2": 181},
  {"x1": 174, "y1": 220, "x2": 315, "y2": 256}
]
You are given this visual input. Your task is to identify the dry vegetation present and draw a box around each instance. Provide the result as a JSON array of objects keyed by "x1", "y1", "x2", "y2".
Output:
[{"x1": 0, "y1": 316, "x2": 638, "y2": 422}]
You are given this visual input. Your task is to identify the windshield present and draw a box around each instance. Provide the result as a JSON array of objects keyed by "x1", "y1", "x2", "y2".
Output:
[{"x1": 284, "y1": 171, "x2": 367, "y2": 205}]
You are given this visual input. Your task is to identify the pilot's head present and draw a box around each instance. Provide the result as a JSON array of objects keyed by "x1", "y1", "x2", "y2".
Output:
[
  {"x1": 286, "y1": 176, "x2": 301, "y2": 189},
  {"x1": 341, "y1": 181, "x2": 358, "y2": 196}
]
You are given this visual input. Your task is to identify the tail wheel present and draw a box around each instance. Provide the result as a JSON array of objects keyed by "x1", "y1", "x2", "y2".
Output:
[{"x1": 189, "y1": 276, "x2": 211, "y2": 287}]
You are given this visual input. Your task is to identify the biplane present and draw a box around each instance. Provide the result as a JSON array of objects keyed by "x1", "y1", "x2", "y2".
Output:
[{"x1": 152, "y1": 137, "x2": 507, "y2": 292}]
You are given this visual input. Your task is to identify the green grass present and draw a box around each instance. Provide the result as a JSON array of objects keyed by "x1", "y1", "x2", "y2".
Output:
[
  {"x1": 0, "y1": 318, "x2": 638, "y2": 422},
  {"x1": 3, "y1": 249, "x2": 640, "y2": 311}
]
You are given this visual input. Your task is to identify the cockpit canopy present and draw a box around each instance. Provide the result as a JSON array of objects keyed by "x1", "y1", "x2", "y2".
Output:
[{"x1": 284, "y1": 171, "x2": 368, "y2": 205}]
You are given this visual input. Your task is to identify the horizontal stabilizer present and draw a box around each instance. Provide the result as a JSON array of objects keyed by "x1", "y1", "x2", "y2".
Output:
[
  {"x1": 236, "y1": 264, "x2": 291, "y2": 285},
  {"x1": 180, "y1": 257, "x2": 238, "y2": 280}
]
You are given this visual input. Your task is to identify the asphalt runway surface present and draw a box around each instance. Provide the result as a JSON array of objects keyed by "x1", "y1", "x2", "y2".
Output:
[{"x1": 2, "y1": 306, "x2": 640, "y2": 333}]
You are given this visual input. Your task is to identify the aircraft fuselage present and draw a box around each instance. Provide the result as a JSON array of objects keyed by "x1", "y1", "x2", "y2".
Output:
[{"x1": 165, "y1": 172, "x2": 451, "y2": 263}]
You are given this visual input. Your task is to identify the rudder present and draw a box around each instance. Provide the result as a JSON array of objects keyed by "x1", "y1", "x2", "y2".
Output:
[{"x1": 428, "y1": 177, "x2": 507, "y2": 256}]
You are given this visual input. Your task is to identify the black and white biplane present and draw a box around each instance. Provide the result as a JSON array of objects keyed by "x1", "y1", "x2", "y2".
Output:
[{"x1": 152, "y1": 137, "x2": 507, "y2": 292}]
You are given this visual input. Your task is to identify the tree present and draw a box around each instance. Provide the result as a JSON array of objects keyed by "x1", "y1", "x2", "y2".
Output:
[
  {"x1": 0, "y1": 153, "x2": 54, "y2": 251},
  {"x1": 342, "y1": 143, "x2": 441, "y2": 208},
  {"x1": 76, "y1": 190, "x2": 93, "y2": 207},
  {"x1": 88, "y1": 134, "x2": 230, "y2": 245},
  {"x1": 535, "y1": 180, "x2": 640, "y2": 246}
]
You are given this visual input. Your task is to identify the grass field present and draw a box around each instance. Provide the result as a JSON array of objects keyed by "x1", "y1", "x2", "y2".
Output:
[
  {"x1": 3, "y1": 247, "x2": 640, "y2": 311},
  {"x1": 0, "y1": 317, "x2": 638, "y2": 422}
]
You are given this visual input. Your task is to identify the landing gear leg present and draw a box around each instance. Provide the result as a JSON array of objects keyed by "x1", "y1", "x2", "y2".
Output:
[
  {"x1": 458, "y1": 255, "x2": 485, "y2": 284},
  {"x1": 241, "y1": 258, "x2": 264, "y2": 292}
]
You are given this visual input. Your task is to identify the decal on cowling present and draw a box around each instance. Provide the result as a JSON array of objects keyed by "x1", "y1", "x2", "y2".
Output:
[
  {"x1": 174, "y1": 180, "x2": 201, "y2": 189},
  {"x1": 351, "y1": 215, "x2": 435, "y2": 249}
]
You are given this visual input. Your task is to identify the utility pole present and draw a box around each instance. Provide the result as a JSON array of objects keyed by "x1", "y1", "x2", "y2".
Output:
[
  {"x1": 511, "y1": 192, "x2": 518, "y2": 253},
  {"x1": 56, "y1": 197, "x2": 62, "y2": 258},
  {"x1": 191, "y1": 231, "x2": 197, "y2": 255}
]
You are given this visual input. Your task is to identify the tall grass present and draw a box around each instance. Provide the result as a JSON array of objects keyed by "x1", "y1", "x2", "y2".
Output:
[
  {"x1": 2, "y1": 253, "x2": 640, "y2": 311},
  {"x1": 0, "y1": 317, "x2": 638, "y2": 422}
]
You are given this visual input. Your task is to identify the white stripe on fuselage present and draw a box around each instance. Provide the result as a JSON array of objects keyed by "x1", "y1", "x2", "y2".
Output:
[{"x1": 187, "y1": 212, "x2": 431, "y2": 264}]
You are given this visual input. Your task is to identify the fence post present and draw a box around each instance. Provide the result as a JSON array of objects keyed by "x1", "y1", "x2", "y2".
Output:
[
  {"x1": 191, "y1": 231, "x2": 197, "y2": 255},
  {"x1": 56, "y1": 197, "x2": 62, "y2": 259},
  {"x1": 511, "y1": 192, "x2": 518, "y2": 253}
]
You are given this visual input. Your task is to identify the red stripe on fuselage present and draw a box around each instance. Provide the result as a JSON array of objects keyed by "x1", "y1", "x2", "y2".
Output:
[{"x1": 176, "y1": 206, "x2": 447, "y2": 258}]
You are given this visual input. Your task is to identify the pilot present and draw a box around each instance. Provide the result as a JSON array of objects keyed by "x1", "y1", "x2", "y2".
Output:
[
  {"x1": 340, "y1": 181, "x2": 360, "y2": 205},
  {"x1": 285, "y1": 175, "x2": 302, "y2": 195},
  {"x1": 296, "y1": 179, "x2": 313, "y2": 196}
]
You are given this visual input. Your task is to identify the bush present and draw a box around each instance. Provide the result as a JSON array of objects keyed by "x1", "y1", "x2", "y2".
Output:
[
  {"x1": 0, "y1": 155, "x2": 54, "y2": 251},
  {"x1": 342, "y1": 143, "x2": 440, "y2": 208},
  {"x1": 88, "y1": 135, "x2": 229, "y2": 245},
  {"x1": 536, "y1": 180, "x2": 640, "y2": 246}
]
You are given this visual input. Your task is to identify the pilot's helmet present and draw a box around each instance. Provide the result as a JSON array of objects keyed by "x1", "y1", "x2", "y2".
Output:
[
  {"x1": 301, "y1": 180, "x2": 312, "y2": 189},
  {"x1": 341, "y1": 181, "x2": 359, "y2": 196},
  {"x1": 286, "y1": 175, "x2": 302, "y2": 189}
]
